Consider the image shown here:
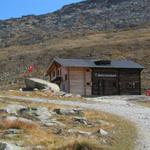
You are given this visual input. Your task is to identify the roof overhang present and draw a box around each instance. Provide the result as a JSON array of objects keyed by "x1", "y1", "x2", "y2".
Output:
[{"x1": 46, "y1": 59, "x2": 62, "y2": 76}]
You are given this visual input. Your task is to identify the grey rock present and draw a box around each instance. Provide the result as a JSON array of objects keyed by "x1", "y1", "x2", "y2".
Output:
[
  {"x1": 55, "y1": 91, "x2": 66, "y2": 96},
  {"x1": 53, "y1": 108, "x2": 83, "y2": 115},
  {"x1": 1, "y1": 116, "x2": 34, "y2": 125},
  {"x1": 0, "y1": 142, "x2": 23, "y2": 150},
  {"x1": 5, "y1": 105, "x2": 26, "y2": 115},
  {"x1": 25, "y1": 78, "x2": 60, "y2": 92},
  {"x1": 52, "y1": 128, "x2": 62, "y2": 134},
  {"x1": 19, "y1": 106, "x2": 53, "y2": 125},
  {"x1": 95, "y1": 129, "x2": 109, "y2": 137},
  {"x1": 72, "y1": 116, "x2": 87, "y2": 125},
  {"x1": 43, "y1": 119, "x2": 65, "y2": 127},
  {"x1": 0, "y1": 143, "x2": 6, "y2": 150},
  {"x1": 5, "y1": 129, "x2": 23, "y2": 135},
  {"x1": 96, "y1": 120, "x2": 114, "y2": 127},
  {"x1": 64, "y1": 93, "x2": 73, "y2": 97},
  {"x1": 68, "y1": 129, "x2": 91, "y2": 136}
]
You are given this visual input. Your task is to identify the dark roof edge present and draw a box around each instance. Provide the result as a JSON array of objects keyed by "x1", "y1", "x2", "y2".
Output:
[{"x1": 47, "y1": 58, "x2": 144, "y2": 72}]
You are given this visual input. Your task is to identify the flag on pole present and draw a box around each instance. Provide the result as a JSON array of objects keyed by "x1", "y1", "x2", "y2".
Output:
[{"x1": 28, "y1": 65, "x2": 33, "y2": 73}]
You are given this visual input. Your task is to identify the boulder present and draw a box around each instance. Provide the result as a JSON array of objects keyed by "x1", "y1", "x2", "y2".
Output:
[
  {"x1": 72, "y1": 117, "x2": 87, "y2": 125},
  {"x1": 55, "y1": 91, "x2": 66, "y2": 96},
  {"x1": 94, "y1": 129, "x2": 109, "y2": 137},
  {"x1": 19, "y1": 107, "x2": 55, "y2": 127},
  {"x1": 96, "y1": 120, "x2": 114, "y2": 127},
  {"x1": 43, "y1": 119, "x2": 65, "y2": 127},
  {"x1": 68, "y1": 129, "x2": 91, "y2": 136},
  {"x1": 5, "y1": 129, "x2": 23, "y2": 135},
  {"x1": 51, "y1": 128, "x2": 62, "y2": 134},
  {"x1": 0, "y1": 116, "x2": 34, "y2": 125},
  {"x1": 25, "y1": 78, "x2": 60, "y2": 92},
  {"x1": 19, "y1": 107, "x2": 53, "y2": 121},
  {"x1": 53, "y1": 108, "x2": 83, "y2": 115},
  {"x1": 5, "y1": 105, "x2": 26, "y2": 115},
  {"x1": 63, "y1": 93, "x2": 73, "y2": 97},
  {"x1": 0, "y1": 142, "x2": 23, "y2": 150},
  {"x1": 0, "y1": 143, "x2": 6, "y2": 150}
]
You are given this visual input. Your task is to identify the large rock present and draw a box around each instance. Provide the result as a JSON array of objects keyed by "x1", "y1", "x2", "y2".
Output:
[
  {"x1": 5, "y1": 105, "x2": 26, "y2": 115},
  {"x1": 43, "y1": 119, "x2": 65, "y2": 127},
  {"x1": 94, "y1": 129, "x2": 109, "y2": 137},
  {"x1": 53, "y1": 108, "x2": 83, "y2": 115},
  {"x1": 5, "y1": 129, "x2": 23, "y2": 135},
  {"x1": 19, "y1": 107, "x2": 65, "y2": 127},
  {"x1": 72, "y1": 117, "x2": 88, "y2": 125},
  {"x1": 19, "y1": 107, "x2": 53, "y2": 123},
  {"x1": 25, "y1": 78, "x2": 60, "y2": 92},
  {"x1": 0, "y1": 116, "x2": 34, "y2": 125},
  {"x1": 0, "y1": 142, "x2": 23, "y2": 150},
  {"x1": 68, "y1": 129, "x2": 91, "y2": 136}
]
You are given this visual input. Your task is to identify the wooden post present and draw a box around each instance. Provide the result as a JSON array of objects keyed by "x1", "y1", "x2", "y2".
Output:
[
  {"x1": 118, "y1": 69, "x2": 121, "y2": 95},
  {"x1": 83, "y1": 68, "x2": 86, "y2": 96},
  {"x1": 139, "y1": 70, "x2": 141, "y2": 95},
  {"x1": 68, "y1": 68, "x2": 70, "y2": 93}
]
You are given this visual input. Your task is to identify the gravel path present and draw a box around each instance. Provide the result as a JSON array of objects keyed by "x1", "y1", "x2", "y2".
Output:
[{"x1": 1, "y1": 95, "x2": 150, "y2": 150}]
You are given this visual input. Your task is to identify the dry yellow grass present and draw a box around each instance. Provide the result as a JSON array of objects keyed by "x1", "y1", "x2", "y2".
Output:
[
  {"x1": 0, "y1": 26, "x2": 150, "y2": 90},
  {"x1": 0, "y1": 119, "x2": 38, "y2": 130},
  {"x1": 137, "y1": 101, "x2": 150, "y2": 108},
  {"x1": 0, "y1": 90, "x2": 84, "y2": 101}
]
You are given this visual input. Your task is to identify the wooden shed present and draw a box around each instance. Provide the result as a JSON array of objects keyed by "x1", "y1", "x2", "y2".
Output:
[{"x1": 47, "y1": 58, "x2": 144, "y2": 96}]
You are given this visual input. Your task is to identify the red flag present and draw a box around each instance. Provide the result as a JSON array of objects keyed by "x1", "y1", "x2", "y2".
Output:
[{"x1": 28, "y1": 65, "x2": 33, "y2": 73}]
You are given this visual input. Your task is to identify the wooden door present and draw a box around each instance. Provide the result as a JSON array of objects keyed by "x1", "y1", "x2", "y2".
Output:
[
  {"x1": 92, "y1": 78, "x2": 119, "y2": 96},
  {"x1": 103, "y1": 79, "x2": 118, "y2": 95}
]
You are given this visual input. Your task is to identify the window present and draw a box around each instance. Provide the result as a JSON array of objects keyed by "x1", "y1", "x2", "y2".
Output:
[{"x1": 128, "y1": 82, "x2": 137, "y2": 89}]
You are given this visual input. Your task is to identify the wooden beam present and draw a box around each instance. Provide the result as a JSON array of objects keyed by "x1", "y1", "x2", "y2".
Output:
[
  {"x1": 139, "y1": 70, "x2": 141, "y2": 95},
  {"x1": 118, "y1": 69, "x2": 121, "y2": 95},
  {"x1": 83, "y1": 69, "x2": 86, "y2": 96},
  {"x1": 68, "y1": 68, "x2": 70, "y2": 93}
]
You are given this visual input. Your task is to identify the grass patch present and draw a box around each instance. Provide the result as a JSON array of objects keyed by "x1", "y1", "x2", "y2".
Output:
[
  {"x1": 137, "y1": 101, "x2": 150, "y2": 108},
  {"x1": 84, "y1": 110, "x2": 137, "y2": 150},
  {"x1": 0, "y1": 118, "x2": 38, "y2": 130},
  {"x1": 0, "y1": 90, "x2": 84, "y2": 101}
]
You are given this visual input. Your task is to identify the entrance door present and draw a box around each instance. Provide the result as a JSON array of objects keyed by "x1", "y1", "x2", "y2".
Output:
[
  {"x1": 103, "y1": 79, "x2": 118, "y2": 95},
  {"x1": 92, "y1": 79, "x2": 118, "y2": 96}
]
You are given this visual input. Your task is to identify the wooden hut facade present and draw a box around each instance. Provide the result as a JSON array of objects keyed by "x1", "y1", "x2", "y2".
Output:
[{"x1": 47, "y1": 58, "x2": 144, "y2": 96}]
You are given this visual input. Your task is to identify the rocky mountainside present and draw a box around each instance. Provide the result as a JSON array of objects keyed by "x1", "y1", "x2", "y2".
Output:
[
  {"x1": 0, "y1": 0, "x2": 150, "y2": 47},
  {"x1": 0, "y1": 0, "x2": 150, "y2": 89}
]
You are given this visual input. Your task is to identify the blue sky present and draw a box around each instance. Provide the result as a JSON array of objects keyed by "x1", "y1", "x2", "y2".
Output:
[{"x1": 0, "y1": 0, "x2": 82, "y2": 20}]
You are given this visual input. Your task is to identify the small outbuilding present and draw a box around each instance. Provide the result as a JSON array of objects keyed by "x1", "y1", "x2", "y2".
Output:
[{"x1": 47, "y1": 58, "x2": 144, "y2": 96}]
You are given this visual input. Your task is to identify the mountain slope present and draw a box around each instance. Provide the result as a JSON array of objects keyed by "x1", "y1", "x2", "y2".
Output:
[
  {"x1": 0, "y1": 0, "x2": 150, "y2": 47},
  {"x1": 0, "y1": 0, "x2": 150, "y2": 90}
]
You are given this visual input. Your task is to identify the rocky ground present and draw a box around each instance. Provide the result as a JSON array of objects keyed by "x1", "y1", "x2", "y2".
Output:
[
  {"x1": 0, "y1": 94, "x2": 137, "y2": 150},
  {"x1": 1, "y1": 95, "x2": 150, "y2": 150}
]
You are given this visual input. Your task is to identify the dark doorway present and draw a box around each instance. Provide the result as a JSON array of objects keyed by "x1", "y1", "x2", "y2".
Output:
[{"x1": 92, "y1": 78, "x2": 119, "y2": 96}]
